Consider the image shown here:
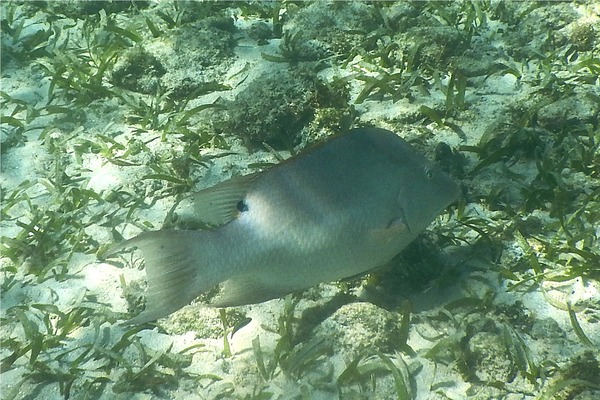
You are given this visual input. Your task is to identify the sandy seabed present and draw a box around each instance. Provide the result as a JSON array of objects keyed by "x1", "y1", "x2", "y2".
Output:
[{"x1": 1, "y1": 1, "x2": 599, "y2": 399}]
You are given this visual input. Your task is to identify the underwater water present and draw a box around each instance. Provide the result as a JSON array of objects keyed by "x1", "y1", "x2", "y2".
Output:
[{"x1": 1, "y1": 1, "x2": 599, "y2": 399}]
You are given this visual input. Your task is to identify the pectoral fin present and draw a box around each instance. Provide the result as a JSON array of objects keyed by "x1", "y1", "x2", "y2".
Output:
[
  {"x1": 369, "y1": 216, "x2": 411, "y2": 245},
  {"x1": 174, "y1": 173, "x2": 259, "y2": 229}
]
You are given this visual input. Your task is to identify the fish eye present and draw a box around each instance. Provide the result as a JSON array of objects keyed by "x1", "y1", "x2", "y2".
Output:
[
  {"x1": 425, "y1": 168, "x2": 434, "y2": 179},
  {"x1": 237, "y1": 200, "x2": 249, "y2": 212}
]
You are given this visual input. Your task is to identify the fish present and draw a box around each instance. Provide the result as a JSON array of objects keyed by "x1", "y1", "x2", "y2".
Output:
[{"x1": 106, "y1": 127, "x2": 460, "y2": 325}]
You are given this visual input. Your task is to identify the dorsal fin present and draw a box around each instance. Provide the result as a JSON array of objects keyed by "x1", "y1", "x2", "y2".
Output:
[{"x1": 174, "y1": 173, "x2": 259, "y2": 229}]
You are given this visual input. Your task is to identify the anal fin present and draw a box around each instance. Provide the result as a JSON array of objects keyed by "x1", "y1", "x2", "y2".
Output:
[{"x1": 210, "y1": 275, "x2": 294, "y2": 308}]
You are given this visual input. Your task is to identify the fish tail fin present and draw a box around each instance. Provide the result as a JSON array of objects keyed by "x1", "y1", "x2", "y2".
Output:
[{"x1": 107, "y1": 231, "x2": 211, "y2": 326}]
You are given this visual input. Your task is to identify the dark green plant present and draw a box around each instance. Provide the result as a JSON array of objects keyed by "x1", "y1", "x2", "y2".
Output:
[
  {"x1": 1, "y1": 296, "x2": 118, "y2": 399},
  {"x1": 337, "y1": 351, "x2": 412, "y2": 399},
  {"x1": 0, "y1": 2, "x2": 63, "y2": 65},
  {"x1": 34, "y1": 10, "x2": 142, "y2": 106},
  {"x1": 120, "y1": 85, "x2": 228, "y2": 142},
  {"x1": 422, "y1": 0, "x2": 489, "y2": 46}
]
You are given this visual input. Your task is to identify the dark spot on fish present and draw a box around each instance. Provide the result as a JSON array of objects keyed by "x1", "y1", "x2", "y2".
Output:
[{"x1": 237, "y1": 200, "x2": 249, "y2": 212}]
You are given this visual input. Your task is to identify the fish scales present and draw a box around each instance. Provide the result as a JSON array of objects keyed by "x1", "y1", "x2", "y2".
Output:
[{"x1": 107, "y1": 127, "x2": 460, "y2": 325}]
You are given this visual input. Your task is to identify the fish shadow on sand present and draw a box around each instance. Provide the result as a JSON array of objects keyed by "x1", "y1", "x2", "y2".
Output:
[{"x1": 291, "y1": 231, "x2": 487, "y2": 348}]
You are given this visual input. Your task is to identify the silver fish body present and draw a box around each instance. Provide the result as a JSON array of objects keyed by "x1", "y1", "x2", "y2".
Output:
[{"x1": 108, "y1": 127, "x2": 459, "y2": 324}]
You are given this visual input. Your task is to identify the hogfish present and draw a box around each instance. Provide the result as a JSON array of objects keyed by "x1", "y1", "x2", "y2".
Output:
[{"x1": 107, "y1": 127, "x2": 460, "y2": 324}]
